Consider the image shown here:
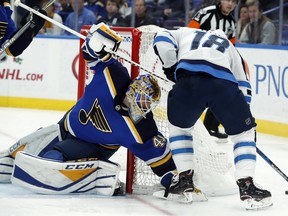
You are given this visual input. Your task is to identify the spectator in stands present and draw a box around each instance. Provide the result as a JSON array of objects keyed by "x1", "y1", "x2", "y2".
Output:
[
  {"x1": 85, "y1": 0, "x2": 107, "y2": 20},
  {"x1": 96, "y1": 0, "x2": 126, "y2": 27},
  {"x1": 200, "y1": 0, "x2": 219, "y2": 8},
  {"x1": 58, "y1": 0, "x2": 73, "y2": 23},
  {"x1": 117, "y1": 0, "x2": 131, "y2": 17},
  {"x1": 239, "y1": 0, "x2": 277, "y2": 44},
  {"x1": 64, "y1": 0, "x2": 97, "y2": 35},
  {"x1": 187, "y1": 0, "x2": 238, "y2": 141},
  {"x1": 151, "y1": 0, "x2": 186, "y2": 22},
  {"x1": 189, "y1": 0, "x2": 203, "y2": 17},
  {"x1": 161, "y1": 0, "x2": 185, "y2": 21},
  {"x1": 125, "y1": 0, "x2": 156, "y2": 27},
  {"x1": 236, "y1": 3, "x2": 249, "y2": 40},
  {"x1": 39, "y1": 3, "x2": 64, "y2": 35}
]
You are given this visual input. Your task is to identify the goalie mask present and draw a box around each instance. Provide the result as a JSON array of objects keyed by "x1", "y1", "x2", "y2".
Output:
[{"x1": 126, "y1": 75, "x2": 161, "y2": 124}]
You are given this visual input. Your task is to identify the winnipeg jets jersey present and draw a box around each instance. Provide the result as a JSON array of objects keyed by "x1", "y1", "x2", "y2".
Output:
[{"x1": 153, "y1": 27, "x2": 251, "y2": 103}]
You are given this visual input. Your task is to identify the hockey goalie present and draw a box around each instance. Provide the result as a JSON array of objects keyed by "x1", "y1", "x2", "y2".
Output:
[{"x1": 0, "y1": 23, "x2": 179, "y2": 197}]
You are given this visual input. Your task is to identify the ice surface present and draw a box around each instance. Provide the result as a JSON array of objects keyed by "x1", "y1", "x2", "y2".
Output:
[{"x1": 0, "y1": 107, "x2": 287, "y2": 216}]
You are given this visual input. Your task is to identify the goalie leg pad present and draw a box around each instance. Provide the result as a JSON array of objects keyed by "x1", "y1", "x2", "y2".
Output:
[
  {"x1": 8, "y1": 124, "x2": 62, "y2": 158},
  {"x1": 0, "y1": 124, "x2": 61, "y2": 183},
  {"x1": 0, "y1": 156, "x2": 14, "y2": 182},
  {"x1": 11, "y1": 152, "x2": 121, "y2": 196}
]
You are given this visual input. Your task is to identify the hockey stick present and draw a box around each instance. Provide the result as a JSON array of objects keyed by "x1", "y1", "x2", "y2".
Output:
[
  {"x1": 14, "y1": 0, "x2": 84, "y2": 38},
  {"x1": 13, "y1": 0, "x2": 172, "y2": 84},
  {"x1": 0, "y1": 17, "x2": 32, "y2": 58},
  {"x1": 0, "y1": 0, "x2": 56, "y2": 58},
  {"x1": 256, "y1": 147, "x2": 288, "y2": 182}
]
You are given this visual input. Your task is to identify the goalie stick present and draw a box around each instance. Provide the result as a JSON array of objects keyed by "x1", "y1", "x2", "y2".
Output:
[
  {"x1": 0, "y1": 0, "x2": 55, "y2": 58},
  {"x1": 13, "y1": 0, "x2": 172, "y2": 85}
]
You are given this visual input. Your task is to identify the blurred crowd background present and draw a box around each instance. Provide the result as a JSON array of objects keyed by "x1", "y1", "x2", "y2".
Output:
[{"x1": 10, "y1": 0, "x2": 288, "y2": 45}]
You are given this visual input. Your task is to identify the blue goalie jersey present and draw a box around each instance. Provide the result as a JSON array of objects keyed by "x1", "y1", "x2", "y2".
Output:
[{"x1": 63, "y1": 58, "x2": 172, "y2": 170}]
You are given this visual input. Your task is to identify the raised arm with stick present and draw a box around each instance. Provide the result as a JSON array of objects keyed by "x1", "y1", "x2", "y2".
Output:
[
  {"x1": 13, "y1": 0, "x2": 170, "y2": 84},
  {"x1": 0, "y1": 0, "x2": 53, "y2": 59}
]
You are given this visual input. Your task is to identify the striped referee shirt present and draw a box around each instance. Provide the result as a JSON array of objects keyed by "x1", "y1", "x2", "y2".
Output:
[{"x1": 188, "y1": 4, "x2": 236, "y2": 45}]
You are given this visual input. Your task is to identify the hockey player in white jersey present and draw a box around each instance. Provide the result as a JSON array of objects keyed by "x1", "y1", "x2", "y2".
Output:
[{"x1": 153, "y1": 27, "x2": 272, "y2": 210}]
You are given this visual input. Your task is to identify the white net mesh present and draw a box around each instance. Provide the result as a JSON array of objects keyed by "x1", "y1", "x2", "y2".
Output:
[{"x1": 80, "y1": 26, "x2": 238, "y2": 196}]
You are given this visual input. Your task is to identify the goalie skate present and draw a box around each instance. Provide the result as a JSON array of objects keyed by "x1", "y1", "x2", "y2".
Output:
[
  {"x1": 154, "y1": 169, "x2": 207, "y2": 203},
  {"x1": 153, "y1": 186, "x2": 207, "y2": 203},
  {"x1": 153, "y1": 189, "x2": 193, "y2": 204}
]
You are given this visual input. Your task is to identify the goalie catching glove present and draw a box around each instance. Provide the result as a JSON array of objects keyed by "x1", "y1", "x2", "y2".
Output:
[{"x1": 85, "y1": 22, "x2": 123, "y2": 62}]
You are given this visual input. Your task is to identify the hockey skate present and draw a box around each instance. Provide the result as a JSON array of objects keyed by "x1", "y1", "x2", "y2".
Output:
[
  {"x1": 169, "y1": 169, "x2": 194, "y2": 194},
  {"x1": 153, "y1": 184, "x2": 207, "y2": 203},
  {"x1": 113, "y1": 181, "x2": 126, "y2": 196},
  {"x1": 237, "y1": 177, "x2": 273, "y2": 210},
  {"x1": 154, "y1": 170, "x2": 207, "y2": 203}
]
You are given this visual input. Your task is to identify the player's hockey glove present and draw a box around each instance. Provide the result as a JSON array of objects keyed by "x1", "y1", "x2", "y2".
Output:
[
  {"x1": 85, "y1": 22, "x2": 123, "y2": 62},
  {"x1": 20, "y1": 7, "x2": 47, "y2": 36},
  {"x1": 163, "y1": 63, "x2": 177, "y2": 82},
  {"x1": 7, "y1": 8, "x2": 46, "y2": 57}
]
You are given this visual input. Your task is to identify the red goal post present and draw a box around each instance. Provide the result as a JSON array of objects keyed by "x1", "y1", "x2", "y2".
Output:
[{"x1": 78, "y1": 25, "x2": 238, "y2": 196}]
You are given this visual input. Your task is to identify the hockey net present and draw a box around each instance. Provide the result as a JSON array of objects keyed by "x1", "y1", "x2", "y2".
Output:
[{"x1": 78, "y1": 25, "x2": 237, "y2": 196}]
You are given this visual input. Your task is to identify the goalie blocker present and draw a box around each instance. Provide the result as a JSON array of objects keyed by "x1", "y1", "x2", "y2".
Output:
[{"x1": 12, "y1": 151, "x2": 121, "y2": 196}]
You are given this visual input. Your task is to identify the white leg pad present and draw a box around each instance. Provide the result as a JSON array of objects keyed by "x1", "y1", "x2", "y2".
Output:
[
  {"x1": 0, "y1": 156, "x2": 14, "y2": 182},
  {"x1": 0, "y1": 124, "x2": 61, "y2": 183},
  {"x1": 9, "y1": 124, "x2": 61, "y2": 157},
  {"x1": 11, "y1": 152, "x2": 121, "y2": 196}
]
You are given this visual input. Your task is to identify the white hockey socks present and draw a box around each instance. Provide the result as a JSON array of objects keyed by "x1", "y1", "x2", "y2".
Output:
[
  {"x1": 168, "y1": 123, "x2": 194, "y2": 173},
  {"x1": 229, "y1": 128, "x2": 257, "y2": 180}
]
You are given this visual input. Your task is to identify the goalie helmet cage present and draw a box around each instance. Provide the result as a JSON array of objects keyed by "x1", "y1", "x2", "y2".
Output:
[{"x1": 78, "y1": 25, "x2": 238, "y2": 196}]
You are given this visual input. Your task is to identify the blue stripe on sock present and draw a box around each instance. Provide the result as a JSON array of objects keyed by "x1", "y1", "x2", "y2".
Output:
[
  {"x1": 234, "y1": 142, "x2": 256, "y2": 150},
  {"x1": 171, "y1": 148, "x2": 194, "y2": 155},
  {"x1": 234, "y1": 154, "x2": 256, "y2": 163},
  {"x1": 169, "y1": 135, "x2": 192, "y2": 143}
]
